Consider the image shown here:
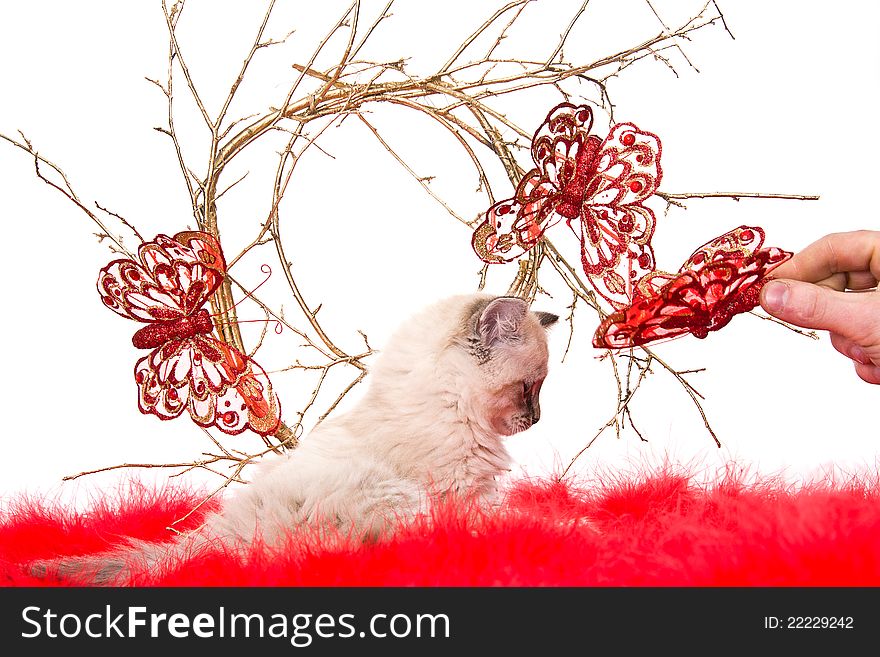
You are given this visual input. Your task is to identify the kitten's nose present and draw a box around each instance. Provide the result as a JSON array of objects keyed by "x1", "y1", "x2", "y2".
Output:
[
  {"x1": 525, "y1": 387, "x2": 541, "y2": 426},
  {"x1": 525, "y1": 379, "x2": 543, "y2": 426},
  {"x1": 530, "y1": 403, "x2": 540, "y2": 425}
]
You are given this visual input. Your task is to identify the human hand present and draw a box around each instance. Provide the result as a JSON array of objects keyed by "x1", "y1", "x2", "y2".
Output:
[{"x1": 760, "y1": 230, "x2": 880, "y2": 384}]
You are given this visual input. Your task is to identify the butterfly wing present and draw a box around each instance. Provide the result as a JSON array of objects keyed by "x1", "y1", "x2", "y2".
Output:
[
  {"x1": 98, "y1": 231, "x2": 226, "y2": 324},
  {"x1": 472, "y1": 103, "x2": 599, "y2": 264},
  {"x1": 594, "y1": 226, "x2": 791, "y2": 349},
  {"x1": 676, "y1": 226, "x2": 789, "y2": 329},
  {"x1": 135, "y1": 335, "x2": 281, "y2": 436},
  {"x1": 591, "y1": 123, "x2": 663, "y2": 208},
  {"x1": 472, "y1": 170, "x2": 561, "y2": 263},
  {"x1": 592, "y1": 276, "x2": 696, "y2": 349},
  {"x1": 471, "y1": 198, "x2": 527, "y2": 264},
  {"x1": 681, "y1": 225, "x2": 765, "y2": 270},
  {"x1": 572, "y1": 203, "x2": 657, "y2": 309},
  {"x1": 576, "y1": 122, "x2": 663, "y2": 309},
  {"x1": 531, "y1": 102, "x2": 596, "y2": 188}
]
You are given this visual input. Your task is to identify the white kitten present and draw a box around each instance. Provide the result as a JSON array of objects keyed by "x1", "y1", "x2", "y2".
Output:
[{"x1": 38, "y1": 293, "x2": 557, "y2": 584}]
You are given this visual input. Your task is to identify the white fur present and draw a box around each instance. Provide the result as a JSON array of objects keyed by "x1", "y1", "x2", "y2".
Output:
[
  {"x1": 38, "y1": 293, "x2": 554, "y2": 583},
  {"x1": 208, "y1": 293, "x2": 552, "y2": 544}
]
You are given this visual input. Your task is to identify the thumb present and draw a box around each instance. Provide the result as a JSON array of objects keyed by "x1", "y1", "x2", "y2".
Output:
[{"x1": 760, "y1": 279, "x2": 880, "y2": 343}]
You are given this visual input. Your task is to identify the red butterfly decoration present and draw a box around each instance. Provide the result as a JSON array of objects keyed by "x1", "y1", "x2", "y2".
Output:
[
  {"x1": 592, "y1": 226, "x2": 792, "y2": 349},
  {"x1": 97, "y1": 231, "x2": 282, "y2": 436},
  {"x1": 472, "y1": 102, "x2": 662, "y2": 309}
]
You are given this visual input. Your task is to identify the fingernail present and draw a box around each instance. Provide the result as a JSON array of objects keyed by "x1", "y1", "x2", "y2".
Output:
[{"x1": 762, "y1": 281, "x2": 788, "y2": 313}]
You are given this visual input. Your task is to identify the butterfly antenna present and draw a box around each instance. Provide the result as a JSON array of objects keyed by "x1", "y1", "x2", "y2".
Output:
[{"x1": 212, "y1": 265, "x2": 283, "y2": 334}]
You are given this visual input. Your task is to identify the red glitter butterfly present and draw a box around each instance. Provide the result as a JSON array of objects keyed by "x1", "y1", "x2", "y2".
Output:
[
  {"x1": 592, "y1": 226, "x2": 792, "y2": 349},
  {"x1": 97, "y1": 231, "x2": 282, "y2": 436},
  {"x1": 472, "y1": 102, "x2": 662, "y2": 309}
]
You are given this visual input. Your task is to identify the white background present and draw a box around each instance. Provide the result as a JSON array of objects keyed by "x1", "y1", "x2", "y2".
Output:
[{"x1": 1, "y1": 0, "x2": 877, "y2": 509}]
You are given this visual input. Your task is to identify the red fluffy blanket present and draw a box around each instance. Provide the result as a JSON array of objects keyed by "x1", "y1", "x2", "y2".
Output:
[{"x1": 3, "y1": 467, "x2": 879, "y2": 586}]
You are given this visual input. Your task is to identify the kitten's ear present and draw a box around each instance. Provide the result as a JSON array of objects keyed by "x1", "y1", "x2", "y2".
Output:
[
  {"x1": 534, "y1": 311, "x2": 559, "y2": 328},
  {"x1": 477, "y1": 297, "x2": 529, "y2": 347}
]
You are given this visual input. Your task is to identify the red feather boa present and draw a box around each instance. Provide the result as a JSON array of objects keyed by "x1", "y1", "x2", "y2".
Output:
[{"x1": 3, "y1": 468, "x2": 880, "y2": 586}]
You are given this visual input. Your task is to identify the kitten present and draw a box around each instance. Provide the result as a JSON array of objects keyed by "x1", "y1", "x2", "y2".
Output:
[{"x1": 36, "y1": 293, "x2": 558, "y2": 584}]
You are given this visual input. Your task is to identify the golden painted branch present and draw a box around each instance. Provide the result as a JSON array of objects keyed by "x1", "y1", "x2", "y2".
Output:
[
  {"x1": 439, "y1": 0, "x2": 532, "y2": 73},
  {"x1": 559, "y1": 354, "x2": 654, "y2": 479},
  {"x1": 357, "y1": 113, "x2": 471, "y2": 226},
  {"x1": 0, "y1": 132, "x2": 134, "y2": 259},
  {"x1": 657, "y1": 191, "x2": 821, "y2": 202}
]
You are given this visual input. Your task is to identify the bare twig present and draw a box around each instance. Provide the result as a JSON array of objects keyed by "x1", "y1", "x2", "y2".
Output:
[
  {"x1": 748, "y1": 311, "x2": 820, "y2": 339},
  {"x1": 544, "y1": 1, "x2": 591, "y2": 67},
  {"x1": 357, "y1": 113, "x2": 470, "y2": 225},
  {"x1": 657, "y1": 191, "x2": 820, "y2": 202},
  {"x1": 216, "y1": 0, "x2": 279, "y2": 130},
  {"x1": 440, "y1": 1, "x2": 531, "y2": 74},
  {"x1": 0, "y1": 132, "x2": 134, "y2": 258}
]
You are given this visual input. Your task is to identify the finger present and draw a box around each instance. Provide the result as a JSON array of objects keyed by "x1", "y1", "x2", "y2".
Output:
[
  {"x1": 829, "y1": 333, "x2": 872, "y2": 364},
  {"x1": 843, "y1": 271, "x2": 880, "y2": 291},
  {"x1": 760, "y1": 279, "x2": 880, "y2": 343},
  {"x1": 793, "y1": 271, "x2": 878, "y2": 293},
  {"x1": 769, "y1": 230, "x2": 880, "y2": 285},
  {"x1": 854, "y1": 362, "x2": 880, "y2": 385}
]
